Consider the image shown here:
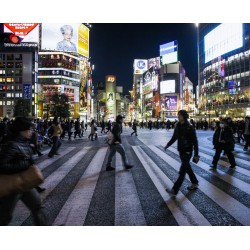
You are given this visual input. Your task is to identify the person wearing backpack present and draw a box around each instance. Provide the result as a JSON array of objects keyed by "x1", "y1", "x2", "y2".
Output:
[
  {"x1": 164, "y1": 110, "x2": 200, "y2": 197},
  {"x1": 48, "y1": 117, "x2": 63, "y2": 158},
  {"x1": 106, "y1": 115, "x2": 133, "y2": 171}
]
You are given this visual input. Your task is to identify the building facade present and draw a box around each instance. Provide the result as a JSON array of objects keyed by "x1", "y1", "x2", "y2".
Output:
[{"x1": 198, "y1": 23, "x2": 250, "y2": 119}]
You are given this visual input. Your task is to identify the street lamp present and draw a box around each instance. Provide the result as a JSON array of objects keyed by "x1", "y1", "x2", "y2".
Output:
[{"x1": 195, "y1": 23, "x2": 200, "y2": 115}]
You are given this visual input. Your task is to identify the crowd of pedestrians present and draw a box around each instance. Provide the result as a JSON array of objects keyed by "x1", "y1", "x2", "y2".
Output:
[{"x1": 0, "y1": 113, "x2": 249, "y2": 225}]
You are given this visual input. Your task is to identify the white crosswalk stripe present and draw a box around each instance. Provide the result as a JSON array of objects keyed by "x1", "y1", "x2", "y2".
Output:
[
  {"x1": 149, "y1": 145, "x2": 250, "y2": 225},
  {"x1": 132, "y1": 146, "x2": 211, "y2": 226},
  {"x1": 53, "y1": 147, "x2": 108, "y2": 226},
  {"x1": 5, "y1": 137, "x2": 250, "y2": 226},
  {"x1": 115, "y1": 153, "x2": 147, "y2": 226}
]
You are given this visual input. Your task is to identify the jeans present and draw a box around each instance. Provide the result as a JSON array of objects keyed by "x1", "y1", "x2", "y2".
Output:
[
  {"x1": 48, "y1": 136, "x2": 61, "y2": 157},
  {"x1": 107, "y1": 144, "x2": 129, "y2": 167},
  {"x1": 172, "y1": 151, "x2": 198, "y2": 194},
  {"x1": 0, "y1": 189, "x2": 48, "y2": 226},
  {"x1": 212, "y1": 146, "x2": 236, "y2": 167}
]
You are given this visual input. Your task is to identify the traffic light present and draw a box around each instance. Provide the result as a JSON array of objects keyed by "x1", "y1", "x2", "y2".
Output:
[{"x1": 0, "y1": 33, "x2": 22, "y2": 44}]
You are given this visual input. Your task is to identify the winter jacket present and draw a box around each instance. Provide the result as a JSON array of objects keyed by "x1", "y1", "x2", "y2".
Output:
[
  {"x1": 0, "y1": 137, "x2": 34, "y2": 175},
  {"x1": 112, "y1": 122, "x2": 122, "y2": 144},
  {"x1": 213, "y1": 126, "x2": 235, "y2": 151},
  {"x1": 166, "y1": 121, "x2": 199, "y2": 156}
]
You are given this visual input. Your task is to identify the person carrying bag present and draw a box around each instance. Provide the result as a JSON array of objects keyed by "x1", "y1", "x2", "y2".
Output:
[{"x1": 0, "y1": 117, "x2": 47, "y2": 226}]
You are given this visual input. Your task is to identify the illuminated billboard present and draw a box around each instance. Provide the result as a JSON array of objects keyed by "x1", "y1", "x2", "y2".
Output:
[
  {"x1": 42, "y1": 23, "x2": 89, "y2": 57},
  {"x1": 148, "y1": 57, "x2": 161, "y2": 70},
  {"x1": 134, "y1": 59, "x2": 148, "y2": 74},
  {"x1": 165, "y1": 96, "x2": 178, "y2": 110},
  {"x1": 4, "y1": 23, "x2": 39, "y2": 45},
  {"x1": 142, "y1": 67, "x2": 158, "y2": 94},
  {"x1": 204, "y1": 23, "x2": 243, "y2": 63},
  {"x1": 160, "y1": 40, "x2": 178, "y2": 56},
  {"x1": 160, "y1": 80, "x2": 175, "y2": 94}
]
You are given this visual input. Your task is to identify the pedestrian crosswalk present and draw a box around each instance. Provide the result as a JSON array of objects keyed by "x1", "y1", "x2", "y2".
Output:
[{"x1": 8, "y1": 135, "x2": 250, "y2": 226}]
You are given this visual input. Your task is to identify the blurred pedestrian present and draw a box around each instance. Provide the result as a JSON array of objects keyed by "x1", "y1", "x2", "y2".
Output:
[
  {"x1": 48, "y1": 117, "x2": 63, "y2": 158},
  {"x1": 242, "y1": 116, "x2": 250, "y2": 151},
  {"x1": 29, "y1": 123, "x2": 43, "y2": 157},
  {"x1": 210, "y1": 118, "x2": 236, "y2": 170},
  {"x1": 0, "y1": 117, "x2": 47, "y2": 226},
  {"x1": 106, "y1": 115, "x2": 133, "y2": 171},
  {"x1": 131, "y1": 119, "x2": 138, "y2": 136},
  {"x1": 164, "y1": 110, "x2": 200, "y2": 197}
]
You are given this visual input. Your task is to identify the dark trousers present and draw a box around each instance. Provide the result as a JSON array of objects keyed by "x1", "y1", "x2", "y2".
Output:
[
  {"x1": 212, "y1": 146, "x2": 236, "y2": 167},
  {"x1": 131, "y1": 129, "x2": 137, "y2": 136},
  {"x1": 172, "y1": 151, "x2": 198, "y2": 194},
  {"x1": 243, "y1": 134, "x2": 250, "y2": 149},
  {"x1": 0, "y1": 189, "x2": 47, "y2": 226},
  {"x1": 31, "y1": 146, "x2": 42, "y2": 156},
  {"x1": 74, "y1": 129, "x2": 81, "y2": 138},
  {"x1": 48, "y1": 136, "x2": 61, "y2": 157}
]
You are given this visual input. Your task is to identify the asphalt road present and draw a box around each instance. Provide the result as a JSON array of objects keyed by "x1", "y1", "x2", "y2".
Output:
[{"x1": 7, "y1": 127, "x2": 250, "y2": 226}]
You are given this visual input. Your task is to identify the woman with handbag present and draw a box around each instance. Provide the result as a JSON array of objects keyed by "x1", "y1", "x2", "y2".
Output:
[{"x1": 0, "y1": 117, "x2": 48, "y2": 226}]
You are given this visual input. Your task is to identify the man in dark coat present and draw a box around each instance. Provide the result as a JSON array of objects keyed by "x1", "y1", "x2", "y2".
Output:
[
  {"x1": 211, "y1": 118, "x2": 236, "y2": 169},
  {"x1": 164, "y1": 110, "x2": 200, "y2": 197}
]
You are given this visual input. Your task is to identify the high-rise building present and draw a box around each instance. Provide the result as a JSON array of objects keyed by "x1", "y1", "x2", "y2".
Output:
[
  {"x1": 0, "y1": 23, "x2": 39, "y2": 118},
  {"x1": 198, "y1": 23, "x2": 250, "y2": 118}
]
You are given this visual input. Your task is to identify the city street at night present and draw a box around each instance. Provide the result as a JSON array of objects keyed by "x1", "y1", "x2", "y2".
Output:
[{"x1": 8, "y1": 127, "x2": 250, "y2": 226}]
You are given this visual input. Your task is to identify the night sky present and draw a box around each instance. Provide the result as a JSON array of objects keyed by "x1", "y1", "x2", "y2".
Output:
[{"x1": 90, "y1": 23, "x2": 198, "y2": 95}]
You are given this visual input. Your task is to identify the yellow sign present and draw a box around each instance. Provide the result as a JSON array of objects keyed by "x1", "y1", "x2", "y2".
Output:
[{"x1": 78, "y1": 24, "x2": 89, "y2": 58}]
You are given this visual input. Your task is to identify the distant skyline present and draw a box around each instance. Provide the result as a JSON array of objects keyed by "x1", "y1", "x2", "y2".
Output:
[{"x1": 90, "y1": 23, "x2": 198, "y2": 95}]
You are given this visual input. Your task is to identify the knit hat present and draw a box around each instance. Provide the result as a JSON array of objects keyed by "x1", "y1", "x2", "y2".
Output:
[{"x1": 11, "y1": 117, "x2": 33, "y2": 134}]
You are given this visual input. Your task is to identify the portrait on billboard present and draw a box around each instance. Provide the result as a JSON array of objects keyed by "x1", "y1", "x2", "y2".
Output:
[
  {"x1": 56, "y1": 25, "x2": 77, "y2": 52},
  {"x1": 42, "y1": 23, "x2": 89, "y2": 57},
  {"x1": 42, "y1": 23, "x2": 78, "y2": 52}
]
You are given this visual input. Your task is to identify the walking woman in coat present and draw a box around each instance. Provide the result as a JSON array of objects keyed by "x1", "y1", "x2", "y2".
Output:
[
  {"x1": 0, "y1": 117, "x2": 47, "y2": 225},
  {"x1": 210, "y1": 118, "x2": 236, "y2": 170}
]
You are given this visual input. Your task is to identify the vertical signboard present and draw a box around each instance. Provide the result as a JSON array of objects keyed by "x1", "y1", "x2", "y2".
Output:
[{"x1": 22, "y1": 84, "x2": 32, "y2": 99}]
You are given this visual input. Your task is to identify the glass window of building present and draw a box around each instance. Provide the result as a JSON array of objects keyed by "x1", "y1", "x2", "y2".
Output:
[
  {"x1": 15, "y1": 62, "x2": 22, "y2": 68},
  {"x1": 7, "y1": 54, "x2": 14, "y2": 60},
  {"x1": 15, "y1": 54, "x2": 22, "y2": 60}
]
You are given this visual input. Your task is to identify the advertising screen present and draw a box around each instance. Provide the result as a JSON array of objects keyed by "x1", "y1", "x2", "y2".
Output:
[
  {"x1": 148, "y1": 57, "x2": 161, "y2": 70},
  {"x1": 160, "y1": 40, "x2": 178, "y2": 56},
  {"x1": 143, "y1": 67, "x2": 158, "y2": 92},
  {"x1": 228, "y1": 80, "x2": 236, "y2": 89},
  {"x1": 204, "y1": 23, "x2": 243, "y2": 63},
  {"x1": 4, "y1": 23, "x2": 39, "y2": 45},
  {"x1": 160, "y1": 80, "x2": 175, "y2": 94},
  {"x1": 165, "y1": 96, "x2": 178, "y2": 110},
  {"x1": 134, "y1": 59, "x2": 148, "y2": 74},
  {"x1": 42, "y1": 23, "x2": 89, "y2": 57}
]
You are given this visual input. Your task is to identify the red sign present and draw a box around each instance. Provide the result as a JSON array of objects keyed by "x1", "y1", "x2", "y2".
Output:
[{"x1": 4, "y1": 23, "x2": 38, "y2": 37}]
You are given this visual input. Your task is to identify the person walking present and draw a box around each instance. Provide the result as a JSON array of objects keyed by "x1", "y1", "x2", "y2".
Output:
[
  {"x1": 29, "y1": 123, "x2": 43, "y2": 157},
  {"x1": 164, "y1": 110, "x2": 200, "y2": 197},
  {"x1": 210, "y1": 118, "x2": 236, "y2": 170},
  {"x1": 88, "y1": 120, "x2": 97, "y2": 141},
  {"x1": 101, "y1": 120, "x2": 106, "y2": 134},
  {"x1": 131, "y1": 119, "x2": 138, "y2": 136},
  {"x1": 0, "y1": 117, "x2": 48, "y2": 225},
  {"x1": 243, "y1": 116, "x2": 250, "y2": 151},
  {"x1": 74, "y1": 118, "x2": 81, "y2": 139},
  {"x1": 106, "y1": 115, "x2": 134, "y2": 171},
  {"x1": 48, "y1": 117, "x2": 63, "y2": 158}
]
